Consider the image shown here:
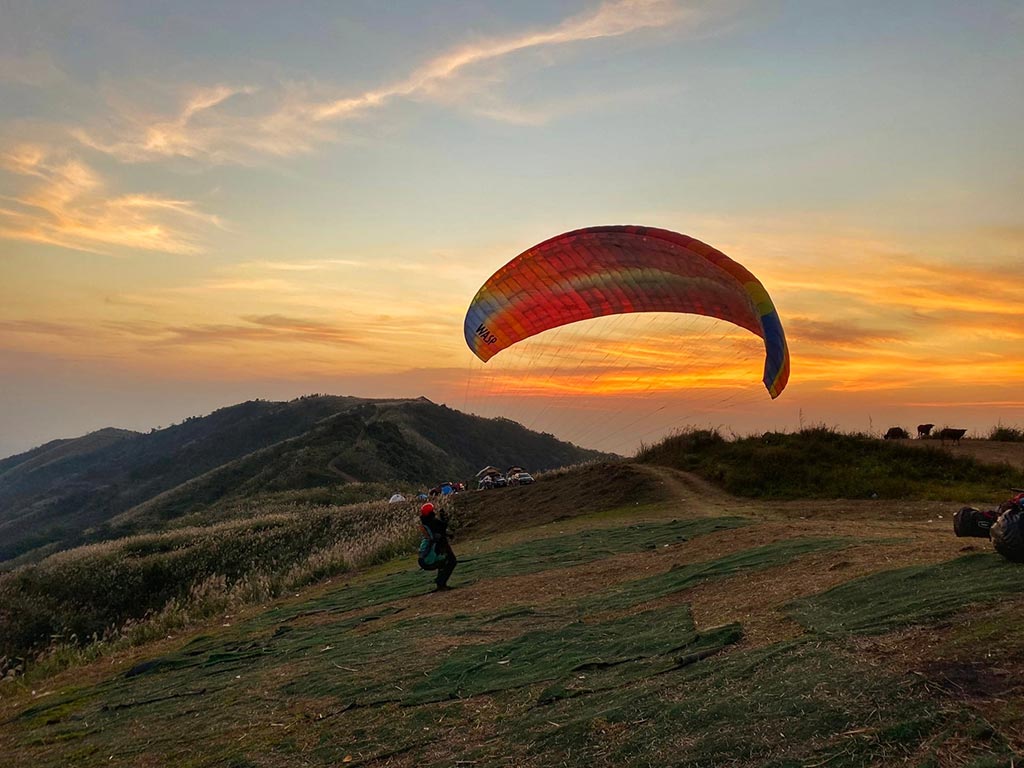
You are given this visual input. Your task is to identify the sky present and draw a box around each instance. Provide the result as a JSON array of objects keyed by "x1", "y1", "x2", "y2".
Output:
[{"x1": 1, "y1": 0, "x2": 1023, "y2": 457}]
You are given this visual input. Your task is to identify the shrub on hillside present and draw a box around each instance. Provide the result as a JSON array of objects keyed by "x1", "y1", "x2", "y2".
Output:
[
  {"x1": 638, "y1": 427, "x2": 1024, "y2": 500},
  {"x1": 989, "y1": 426, "x2": 1024, "y2": 442},
  {"x1": 0, "y1": 499, "x2": 419, "y2": 676}
]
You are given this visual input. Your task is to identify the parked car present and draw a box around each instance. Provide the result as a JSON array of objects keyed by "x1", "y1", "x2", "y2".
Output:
[{"x1": 509, "y1": 472, "x2": 534, "y2": 486}]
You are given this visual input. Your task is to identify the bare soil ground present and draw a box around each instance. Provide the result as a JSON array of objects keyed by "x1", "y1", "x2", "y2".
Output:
[{"x1": 450, "y1": 461, "x2": 671, "y2": 537}]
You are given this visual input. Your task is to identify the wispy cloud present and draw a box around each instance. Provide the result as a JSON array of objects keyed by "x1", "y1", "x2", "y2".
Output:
[
  {"x1": 70, "y1": 84, "x2": 317, "y2": 164},
  {"x1": 0, "y1": 309, "x2": 453, "y2": 369},
  {"x1": 0, "y1": 50, "x2": 65, "y2": 87},
  {"x1": 462, "y1": 82, "x2": 683, "y2": 125},
  {"x1": 342, "y1": 0, "x2": 689, "y2": 109},
  {"x1": 73, "y1": 0, "x2": 692, "y2": 164},
  {"x1": 0, "y1": 2, "x2": 693, "y2": 255},
  {"x1": 0, "y1": 319, "x2": 89, "y2": 339},
  {"x1": 773, "y1": 257, "x2": 1024, "y2": 318},
  {"x1": 171, "y1": 277, "x2": 300, "y2": 295},
  {"x1": 683, "y1": 217, "x2": 1024, "y2": 344},
  {"x1": 902, "y1": 400, "x2": 1024, "y2": 410},
  {"x1": 0, "y1": 145, "x2": 221, "y2": 254},
  {"x1": 786, "y1": 317, "x2": 908, "y2": 349},
  {"x1": 0, "y1": 313, "x2": 364, "y2": 348},
  {"x1": 150, "y1": 314, "x2": 369, "y2": 348}
]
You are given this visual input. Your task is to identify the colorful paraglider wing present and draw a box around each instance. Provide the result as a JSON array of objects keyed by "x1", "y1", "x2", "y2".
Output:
[{"x1": 463, "y1": 225, "x2": 790, "y2": 398}]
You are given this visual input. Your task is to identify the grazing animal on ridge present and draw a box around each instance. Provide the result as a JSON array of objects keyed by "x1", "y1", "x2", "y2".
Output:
[
  {"x1": 884, "y1": 427, "x2": 909, "y2": 440},
  {"x1": 917, "y1": 423, "x2": 935, "y2": 438},
  {"x1": 939, "y1": 427, "x2": 967, "y2": 445}
]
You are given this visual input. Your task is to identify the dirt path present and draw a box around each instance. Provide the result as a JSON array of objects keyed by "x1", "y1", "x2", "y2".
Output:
[
  {"x1": 326, "y1": 455, "x2": 359, "y2": 482},
  {"x1": 629, "y1": 463, "x2": 740, "y2": 516}
]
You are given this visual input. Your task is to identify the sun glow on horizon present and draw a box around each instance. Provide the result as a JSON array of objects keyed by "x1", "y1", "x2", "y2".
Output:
[{"x1": 1, "y1": 1, "x2": 1023, "y2": 456}]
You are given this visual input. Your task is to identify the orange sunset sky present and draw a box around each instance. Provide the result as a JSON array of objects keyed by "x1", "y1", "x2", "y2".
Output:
[{"x1": 2, "y1": 0, "x2": 1023, "y2": 456}]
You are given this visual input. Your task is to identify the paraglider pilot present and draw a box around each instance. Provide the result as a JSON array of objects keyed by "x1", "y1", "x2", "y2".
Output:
[{"x1": 418, "y1": 503, "x2": 457, "y2": 591}]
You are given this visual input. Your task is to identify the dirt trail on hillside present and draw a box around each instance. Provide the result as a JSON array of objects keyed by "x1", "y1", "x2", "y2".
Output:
[{"x1": 628, "y1": 463, "x2": 740, "y2": 515}]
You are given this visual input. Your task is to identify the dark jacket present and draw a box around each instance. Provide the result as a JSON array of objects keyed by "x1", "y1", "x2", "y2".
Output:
[{"x1": 419, "y1": 512, "x2": 449, "y2": 547}]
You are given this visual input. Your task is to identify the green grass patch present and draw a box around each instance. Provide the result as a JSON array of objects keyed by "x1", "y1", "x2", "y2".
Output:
[
  {"x1": 261, "y1": 516, "x2": 751, "y2": 625},
  {"x1": 406, "y1": 605, "x2": 740, "y2": 704},
  {"x1": 7, "y1": 636, "x2": 991, "y2": 768},
  {"x1": 492, "y1": 642, "x2": 1014, "y2": 768},
  {"x1": 787, "y1": 553, "x2": 1024, "y2": 636},
  {"x1": 578, "y1": 537, "x2": 848, "y2": 613},
  {"x1": 638, "y1": 427, "x2": 1024, "y2": 499},
  {"x1": 453, "y1": 516, "x2": 750, "y2": 581}
]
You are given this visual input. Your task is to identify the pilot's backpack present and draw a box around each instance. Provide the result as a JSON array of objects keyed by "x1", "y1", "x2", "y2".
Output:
[{"x1": 418, "y1": 522, "x2": 447, "y2": 569}]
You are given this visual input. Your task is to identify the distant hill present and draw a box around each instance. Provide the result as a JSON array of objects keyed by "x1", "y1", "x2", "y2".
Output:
[
  {"x1": 0, "y1": 396, "x2": 609, "y2": 566},
  {"x1": 0, "y1": 427, "x2": 140, "y2": 476}
]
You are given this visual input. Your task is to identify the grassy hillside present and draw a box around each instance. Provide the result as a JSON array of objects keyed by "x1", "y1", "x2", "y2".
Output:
[
  {"x1": 0, "y1": 396, "x2": 609, "y2": 567},
  {"x1": 0, "y1": 428, "x2": 142, "y2": 563},
  {"x1": 0, "y1": 499, "x2": 418, "y2": 669},
  {"x1": 638, "y1": 427, "x2": 1024, "y2": 500},
  {"x1": 0, "y1": 397, "x2": 368, "y2": 564},
  {"x1": 2, "y1": 462, "x2": 1022, "y2": 766},
  {"x1": 115, "y1": 400, "x2": 610, "y2": 532},
  {"x1": 0, "y1": 428, "x2": 139, "y2": 476},
  {"x1": 0, "y1": 462, "x2": 655, "y2": 672}
]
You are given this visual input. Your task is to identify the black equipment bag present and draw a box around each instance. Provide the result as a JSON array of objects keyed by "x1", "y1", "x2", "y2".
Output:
[{"x1": 953, "y1": 506, "x2": 997, "y2": 538}]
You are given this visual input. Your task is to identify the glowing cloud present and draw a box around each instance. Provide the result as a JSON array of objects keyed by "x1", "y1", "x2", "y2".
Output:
[
  {"x1": 0, "y1": 146, "x2": 221, "y2": 254},
  {"x1": 72, "y1": 0, "x2": 691, "y2": 164}
]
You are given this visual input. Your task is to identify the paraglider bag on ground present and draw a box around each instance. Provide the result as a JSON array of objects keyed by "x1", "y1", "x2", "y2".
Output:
[
  {"x1": 953, "y1": 506, "x2": 996, "y2": 538},
  {"x1": 418, "y1": 539, "x2": 447, "y2": 569}
]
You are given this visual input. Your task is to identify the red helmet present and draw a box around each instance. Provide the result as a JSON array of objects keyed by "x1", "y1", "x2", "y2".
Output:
[{"x1": 420, "y1": 502, "x2": 435, "y2": 516}]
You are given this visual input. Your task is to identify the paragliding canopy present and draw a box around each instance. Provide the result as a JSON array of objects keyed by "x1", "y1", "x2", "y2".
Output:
[{"x1": 463, "y1": 225, "x2": 790, "y2": 398}]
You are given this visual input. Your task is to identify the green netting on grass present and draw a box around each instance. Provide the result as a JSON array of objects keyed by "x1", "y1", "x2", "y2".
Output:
[
  {"x1": 13, "y1": 635, "x2": 1014, "y2": 768},
  {"x1": 255, "y1": 570, "x2": 426, "y2": 628},
  {"x1": 10, "y1": 526, "x2": 825, "y2": 755},
  {"x1": 7, "y1": 550, "x2": 1020, "y2": 768},
  {"x1": 259, "y1": 516, "x2": 751, "y2": 625},
  {"x1": 534, "y1": 622, "x2": 743, "y2": 705},
  {"x1": 485, "y1": 641, "x2": 1016, "y2": 768},
  {"x1": 279, "y1": 607, "x2": 569, "y2": 705},
  {"x1": 455, "y1": 516, "x2": 750, "y2": 579},
  {"x1": 577, "y1": 537, "x2": 849, "y2": 614},
  {"x1": 787, "y1": 553, "x2": 1024, "y2": 636},
  {"x1": 405, "y1": 605, "x2": 740, "y2": 705}
]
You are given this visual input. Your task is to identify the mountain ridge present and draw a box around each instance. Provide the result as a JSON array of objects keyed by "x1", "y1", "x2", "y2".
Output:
[{"x1": 0, "y1": 395, "x2": 610, "y2": 566}]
